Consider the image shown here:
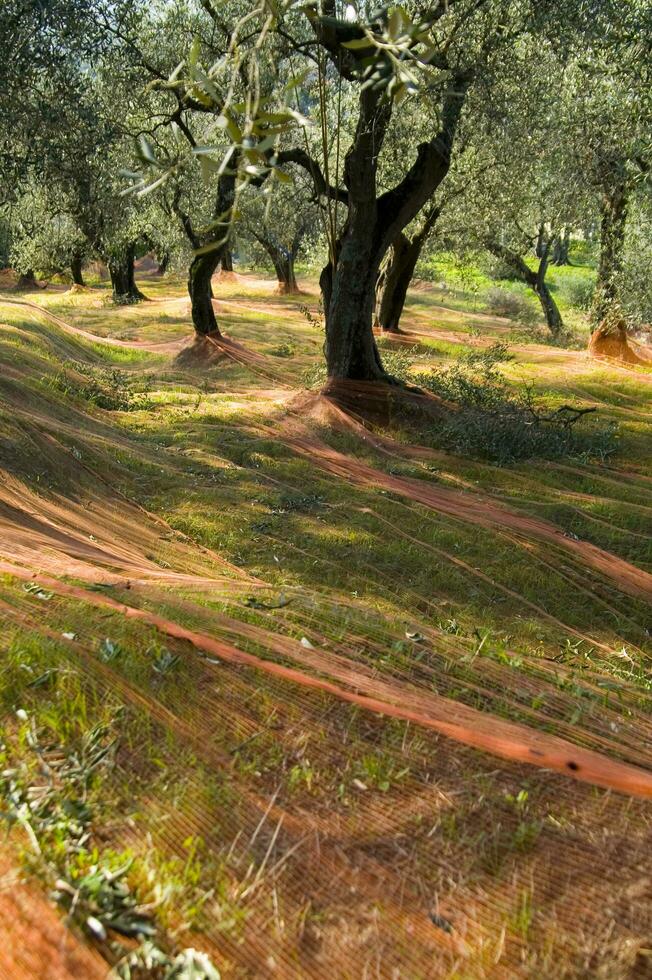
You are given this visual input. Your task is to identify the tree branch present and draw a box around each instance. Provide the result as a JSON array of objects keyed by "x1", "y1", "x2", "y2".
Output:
[
  {"x1": 375, "y1": 70, "x2": 472, "y2": 249},
  {"x1": 170, "y1": 186, "x2": 200, "y2": 250},
  {"x1": 275, "y1": 148, "x2": 348, "y2": 203}
]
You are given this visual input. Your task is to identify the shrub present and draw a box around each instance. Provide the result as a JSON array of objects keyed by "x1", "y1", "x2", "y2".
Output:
[
  {"x1": 559, "y1": 273, "x2": 595, "y2": 311},
  {"x1": 304, "y1": 340, "x2": 614, "y2": 465},
  {"x1": 269, "y1": 342, "x2": 295, "y2": 358},
  {"x1": 46, "y1": 363, "x2": 151, "y2": 411},
  {"x1": 413, "y1": 343, "x2": 616, "y2": 465},
  {"x1": 376, "y1": 343, "x2": 423, "y2": 381},
  {"x1": 485, "y1": 286, "x2": 535, "y2": 322}
]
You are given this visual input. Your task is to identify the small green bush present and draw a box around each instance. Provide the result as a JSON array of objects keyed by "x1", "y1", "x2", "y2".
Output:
[
  {"x1": 485, "y1": 287, "x2": 536, "y2": 324},
  {"x1": 413, "y1": 344, "x2": 616, "y2": 465},
  {"x1": 304, "y1": 341, "x2": 614, "y2": 465},
  {"x1": 269, "y1": 342, "x2": 295, "y2": 358},
  {"x1": 46, "y1": 363, "x2": 151, "y2": 411},
  {"x1": 558, "y1": 273, "x2": 595, "y2": 311}
]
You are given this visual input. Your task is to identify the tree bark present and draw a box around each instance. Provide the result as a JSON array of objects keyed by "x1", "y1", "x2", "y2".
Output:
[
  {"x1": 534, "y1": 245, "x2": 563, "y2": 335},
  {"x1": 155, "y1": 250, "x2": 170, "y2": 276},
  {"x1": 375, "y1": 206, "x2": 440, "y2": 332},
  {"x1": 70, "y1": 251, "x2": 85, "y2": 286},
  {"x1": 274, "y1": 254, "x2": 298, "y2": 293},
  {"x1": 220, "y1": 247, "x2": 233, "y2": 272},
  {"x1": 108, "y1": 243, "x2": 146, "y2": 304},
  {"x1": 252, "y1": 229, "x2": 300, "y2": 294},
  {"x1": 179, "y1": 163, "x2": 238, "y2": 336},
  {"x1": 592, "y1": 180, "x2": 627, "y2": 327},
  {"x1": 374, "y1": 236, "x2": 419, "y2": 333},
  {"x1": 552, "y1": 228, "x2": 570, "y2": 265},
  {"x1": 487, "y1": 239, "x2": 563, "y2": 337},
  {"x1": 188, "y1": 249, "x2": 222, "y2": 336},
  {"x1": 319, "y1": 75, "x2": 469, "y2": 380},
  {"x1": 16, "y1": 268, "x2": 40, "y2": 289}
]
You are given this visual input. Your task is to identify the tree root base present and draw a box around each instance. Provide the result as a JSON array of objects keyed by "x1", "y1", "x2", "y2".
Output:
[
  {"x1": 589, "y1": 321, "x2": 652, "y2": 365},
  {"x1": 173, "y1": 332, "x2": 226, "y2": 368},
  {"x1": 294, "y1": 379, "x2": 446, "y2": 429}
]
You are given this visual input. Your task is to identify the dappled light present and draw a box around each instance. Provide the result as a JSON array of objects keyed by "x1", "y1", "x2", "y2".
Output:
[
  {"x1": 2, "y1": 0, "x2": 652, "y2": 975},
  {"x1": 0, "y1": 269, "x2": 650, "y2": 976}
]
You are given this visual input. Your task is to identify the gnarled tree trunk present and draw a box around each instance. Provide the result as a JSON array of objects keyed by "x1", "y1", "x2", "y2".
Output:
[
  {"x1": 250, "y1": 225, "x2": 302, "y2": 294},
  {"x1": 108, "y1": 243, "x2": 146, "y2": 304},
  {"x1": 375, "y1": 234, "x2": 413, "y2": 333},
  {"x1": 70, "y1": 251, "x2": 85, "y2": 286},
  {"x1": 317, "y1": 74, "x2": 469, "y2": 381},
  {"x1": 16, "y1": 268, "x2": 40, "y2": 290},
  {"x1": 155, "y1": 250, "x2": 170, "y2": 276},
  {"x1": 552, "y1": 228, "x2": 571, "y2": 265},
  {"x1": 487, "y1": 239, "x2": 563, "y2": 337},
  {"x1": 321, "y1": 243, "x2": 386, "y2": 379},
  {"x1": 220, "y1": 247, "x2": 234, "y2": 273},
  {"x1": 374, "y1": 206, "x2": 440, "y2": 333},
  {"x1": 275, "y1": 250, "x2": 299, "y2": 293},
  {"x1": 592, "y1": 180, "x2": 627, "y2": 327},
  {"x1": 533, "y1": 244, "x2": 563, "y2": 336},
  {"x1": 173, "y1": 161, "x2": 237, "y2": 337},
  {"x1": 188, "y1": 249, "x2": 222, "y2": 336},
  {"x1": 272, "y1": 252, "x2": 299, "y2": 294}
]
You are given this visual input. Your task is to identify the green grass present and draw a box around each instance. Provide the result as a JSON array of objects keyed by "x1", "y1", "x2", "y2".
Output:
[
  {"x1": 0, "y1": 270, "x2": 650, "y2": 977},
  {"x1": 415, "y1": 247, "x2": 598, "y2": 340}
]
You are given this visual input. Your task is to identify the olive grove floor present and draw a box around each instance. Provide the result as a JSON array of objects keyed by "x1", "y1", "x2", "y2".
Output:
[{"x1": 0, "y1": 271, "x2": 650, "y2": 979}]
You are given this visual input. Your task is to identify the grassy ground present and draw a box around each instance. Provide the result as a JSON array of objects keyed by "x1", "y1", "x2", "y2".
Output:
[
  {"x1": 416, "y1": 249, "x2": 597, "y2": 341},
  {"x1": 0, "y1": 270, "x2": 651, "y2": 978}
]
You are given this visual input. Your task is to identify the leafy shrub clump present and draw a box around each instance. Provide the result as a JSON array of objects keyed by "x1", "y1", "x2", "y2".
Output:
[
  {"x1": 414, "y1": 344, "x2": 616, "y2": 464},
  {"x1": 269, "y1": 342, "x2": 295, "y2": 358},
  {"x1": 47, "y1": 363, "x2": 151, "y2": 411},
  {"x1": 0, "y1": 714, "x2": 222, "y2": 979},
  {"x1": 485, "y1": 287, "x2": 537, "y2": 324},
  {"x1": 558, "y1": 273, "x2": 595, "y2": 311},
  {"x1": 301, "y1": 340, "x2": 615, "y2": 465}
]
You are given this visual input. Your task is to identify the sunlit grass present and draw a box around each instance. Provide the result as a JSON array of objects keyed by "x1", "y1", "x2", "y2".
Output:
[{"x1": 0, "y1": 269, "x2": 650, "y2": 976}]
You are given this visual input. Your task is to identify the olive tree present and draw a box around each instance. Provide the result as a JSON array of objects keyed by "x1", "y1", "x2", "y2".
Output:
[
  {"x1": 129, "y1": 0, "x2": 640, "y2": 377},
  {"x1": 8, "y1": 184, "x2": 89, "y2": 285},
  {"x1": 560, "y1": 9, "x2": 652, "y2": 338},
  {"x1": 238, "y1": 170, "x2": 318, "y2": 293}
]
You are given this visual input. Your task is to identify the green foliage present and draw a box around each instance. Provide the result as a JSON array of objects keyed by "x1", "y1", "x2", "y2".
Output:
[
  {"x1": 413, "y1": 344, "x2": 617, "y2": 464},
  {"x1": 485, "y1": 286, "x2": 537, "y2": 325},
  {"x1": 269, "y1": 342, "x2": 295, "y2": 358},
  {"x1": 0, "y1": 698, "x2": 222, "y2": 978},
  {"x1": 9, "y1": 186, "x2": 88, "y2": 279},
  {"x1": 304, "y1": 339, "x2": 615, "y2": 464},
  {"x1": 46, "y1": 364, "x2": 151, "y2": 412},
  {"x1": 112, "y1": 942, "x2": 221, "y2": 979},
  {"x1": 557, "y1": 272, "x2": 595, "y2": 312},
  {"x1": 617, "y1": 205, "x2": 652, "y2": 327},
  {"x1": 354, "y1": 753, "x2": 409, "y2": 793},
  {"x1": 0, "y1": 715, "x2": 155, "y2": 940}
]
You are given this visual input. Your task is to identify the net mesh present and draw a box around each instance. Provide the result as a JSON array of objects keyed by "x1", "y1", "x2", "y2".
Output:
[{"x1": 0, "y1": 290, "x2": 651, "y2": 978}]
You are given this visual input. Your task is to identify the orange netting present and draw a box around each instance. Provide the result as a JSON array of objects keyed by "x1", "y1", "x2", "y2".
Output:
[{"x1": 0, "y1": 293, "x2": 651, "y2": 977}]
